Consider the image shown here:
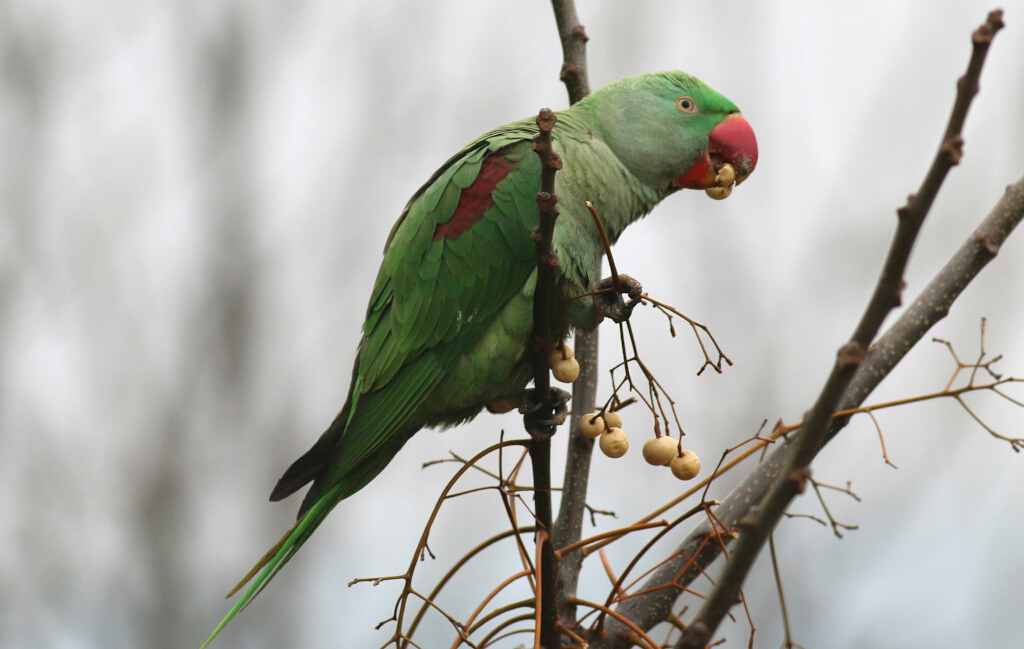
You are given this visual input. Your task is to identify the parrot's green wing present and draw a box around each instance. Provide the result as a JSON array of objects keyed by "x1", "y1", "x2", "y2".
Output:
[
  {"x1": 294, "y1": 125, "x2": 543, "y2": 510},
  {"x1": 202, "y1": 125, "x2": 543, "y2": 648}
]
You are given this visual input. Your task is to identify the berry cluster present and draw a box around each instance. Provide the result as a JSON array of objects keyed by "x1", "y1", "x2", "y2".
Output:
[
  {"x1": 549, "y1": 342, "x2": 700, "y2": 480},
  {"x1": 579, "y1": 410, "x2": 700, "y2": 480}
]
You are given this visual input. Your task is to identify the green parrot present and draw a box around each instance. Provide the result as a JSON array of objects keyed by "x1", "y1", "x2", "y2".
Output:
[{"x1": 202, "y1": 70, "x2": 757, "y2": 646}]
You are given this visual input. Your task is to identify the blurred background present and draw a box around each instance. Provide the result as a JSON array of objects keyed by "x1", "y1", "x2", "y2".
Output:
[{"x1": 2, "y1": 1, "x2": 1023, "y2": 647}]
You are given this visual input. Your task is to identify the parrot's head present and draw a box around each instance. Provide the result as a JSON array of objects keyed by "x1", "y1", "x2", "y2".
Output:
[{"x1": 586, "y1": 71, "x2": 757, "y2": 196}]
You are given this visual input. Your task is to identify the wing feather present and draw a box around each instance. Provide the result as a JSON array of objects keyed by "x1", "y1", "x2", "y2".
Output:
[{"x1": 299, "y1": 125, "x2": 541, "y2": 508}]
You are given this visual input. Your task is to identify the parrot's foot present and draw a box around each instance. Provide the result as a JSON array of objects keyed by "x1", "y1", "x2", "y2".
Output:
[
  {"x1": 519, "y1": 387, "x2": 572, "y2": 438},
  {"x1": 593, "y1": 274, "x2": 644, "y2": 324}
]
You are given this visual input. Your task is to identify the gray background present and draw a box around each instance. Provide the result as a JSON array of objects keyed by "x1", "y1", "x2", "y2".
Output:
[{"x1": 2, "y1": 1, "x2": 1023, "y2": 648}]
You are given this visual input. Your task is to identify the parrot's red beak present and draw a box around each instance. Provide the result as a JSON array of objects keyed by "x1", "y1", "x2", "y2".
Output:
[{"x1": 673, "y1": 114, "x2": 758, "y2": 190}]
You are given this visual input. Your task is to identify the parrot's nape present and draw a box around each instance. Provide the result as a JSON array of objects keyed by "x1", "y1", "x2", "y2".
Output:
[{"x1": 202, "y1": 70, "x2": 757, "y2": 647}]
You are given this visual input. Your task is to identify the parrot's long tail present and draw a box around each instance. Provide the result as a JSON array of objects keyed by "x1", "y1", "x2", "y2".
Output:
[{"x1": 199, "y1": 483, "x2": 344, "y2": 648}]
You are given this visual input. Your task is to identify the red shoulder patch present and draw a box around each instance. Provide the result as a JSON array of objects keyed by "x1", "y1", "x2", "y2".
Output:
[{"x1": 433, "y1": 154, "x2": 517, "y2": 241}]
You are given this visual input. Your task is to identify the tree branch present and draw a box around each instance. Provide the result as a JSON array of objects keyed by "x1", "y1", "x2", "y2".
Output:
[
  {"x1": 553, "y1": 322, "x2": 600, "y2": 625},
  {"x1": 603, "y1": 177, "x2": 1024, "y2": 647},
  {"x1": 546, "y1": 0, "x2": 597, "y2": 632},
  {"x1": 674, "y1": 13, "x2": 1005, "y2": 646},
  {"x1": 595, "y1": 11, "x2": 1017, "y2": 648},
  {"x1": 620, "y1": 178, "x2": 1023, "y2": 649},
  {"x1": 526, "y1": 107, "x2": 564, "y2": 649},
  {"x1": 549, "y1": 0, "x2": 591, "y2": 104}
]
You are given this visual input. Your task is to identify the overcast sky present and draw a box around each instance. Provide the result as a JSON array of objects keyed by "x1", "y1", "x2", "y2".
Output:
[{"x1": 2, "y1": 2, "x2": 1023, "y2": 648}]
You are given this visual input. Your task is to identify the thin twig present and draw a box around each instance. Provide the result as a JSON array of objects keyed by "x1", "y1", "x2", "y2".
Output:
[
  {"x1": 466, "y1": 600, "x2": 537, "y2": 637},
  {"x1": 408, "y1": 589, "x2": 475, "y2": 648},
  {"x1": 403, "y1": 527, "x2": 535, "y2": 644},
  {"x1": 593, "y1": 502, "x2": 712, "y2": 630},
  {"x1": 566, "y1": 597, "x2": 661, "y2": 649},
  {"x1": 478, "y1": 616, "x2": 536, "y2": 648},
  {"x1": 586, "y1": 365, "x2": 1016, "y2": 560},
  {"x1": 557, "y1": 621, "x2": 589, "y2": 648},
  {"x1": 809, "y1": 478, "x2": 859, "y2": 539},
  {"x1": 599, "y1": 549, "x2": 627, "y2": 600},
  {"x1": 450, "y1": 570, "x2": 533, "y2": 649},
  {"x1": 769, "y1": 535, "x2": 803, "y2": 649},
  {"x1": 366, "y1": 438, "x2": 528, "y2": 649},
  {"x1": 644, "y1": 294, "x2": 733, "y2": 375},
  {"x1": 586, "y1": 200, "x2": 621, "y2": 292},
  {"x1": 555, "y1": 520, "x2": 669, "y2": 560},
  {"x1": 865, "y1": 410, "x2": 898, "y2": 468}
]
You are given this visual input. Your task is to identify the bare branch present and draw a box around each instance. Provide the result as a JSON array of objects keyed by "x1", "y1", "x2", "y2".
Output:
[
  {"x1": 548, "y1": 0, "x2": 599, "y2": 633},
  {"x1": 605, "y1": 171, "x2": 1024, "y2": 647},
  {"x1": 597, "y1": 13, "x2": 1020, "y2": 647},
  {"x1": 523, "y1": 105, "x2": 564, "y2": 649},
  {"x1": 672, "y1": 13, "x2": 1006, "y2": 646},
  {"x1": 549, "y1": 0, "x2": 591, "y2": 104}
]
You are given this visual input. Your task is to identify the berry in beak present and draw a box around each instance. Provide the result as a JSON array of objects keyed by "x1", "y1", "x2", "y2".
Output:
[{"x1": 674, "y1": 114, "x2": 758, "y2": 190}]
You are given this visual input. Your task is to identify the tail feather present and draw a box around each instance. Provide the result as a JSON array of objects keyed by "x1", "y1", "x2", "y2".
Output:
[
  {"x1": 224, "y1": 521, "x2": 297, "y2": 598},
  {"x1": 270, "y1": 401, "x2": 354, "y2": 503},
  {"x1": 269, "y1": 426, "x2": 341, "y2": 503},
  {"x1": 200, "y1": 484, "x2": 344, "y2": 649},
  {"x1": 271, "y1": 377, "x2": 363, "y2": 505}
]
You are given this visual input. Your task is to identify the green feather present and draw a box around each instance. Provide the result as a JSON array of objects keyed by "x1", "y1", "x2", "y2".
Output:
[
  {"x1": 451, "y1": 157, "x2": 482, "y2": 189},
  {"x1": 443, "y1": 249, "x2": 475, "y2": 289},
  {"x1": 416, "y1": 250, "x2": 442, "y2": 283},
  {"x1": 444, "y1": 229, "x2": 474, "y2": 256},
  {"x1": 432, "y1": 182, "x2": 463, "y2": 224}
]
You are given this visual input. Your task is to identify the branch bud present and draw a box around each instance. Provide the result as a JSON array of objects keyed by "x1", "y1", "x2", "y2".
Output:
[
  {"x1": 536, "y1": 108, "x2": 557, "y2": 133},
  {"x1": 973, "y1": 10, "x2": 1004, "y2": 44},
  {"x1": 941, "y1": 135, "x2": 964, "y2": 165},
  {"x1": 836, "y1": 342, "x2": 866, "y2": 369},
  {"x1": 536, "y1": 192, "x2": 559, "y2": 212}
]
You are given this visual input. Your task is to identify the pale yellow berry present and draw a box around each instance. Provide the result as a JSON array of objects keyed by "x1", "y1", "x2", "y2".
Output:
[
  {"x1": 603, "y1": 410, "x2": 623, "y2": 429},
  {"x1": 716, "y1": 163, "x2": 736, "y2": 187},
  {"x1": 579, "y1": 413, "x2": 605, "y2": 438},
  {"x1": 551, "y1": 357, "x2": 580, "y2": 383},
  {"x1": 642, "y1": 436, "x2": 678, "y2": 466},
  {"x1": 599, "y1": 427, "x2": 629, "y2": 458},
  {"x1": 705, "y1": 185, "x2": 733, "y2": 200},
  {"x1": 670, "y1": 450, "x2": 701, "y2": 480},
  {"x1": 548, "y1": 342, "x2": 575, "y2": 368}
]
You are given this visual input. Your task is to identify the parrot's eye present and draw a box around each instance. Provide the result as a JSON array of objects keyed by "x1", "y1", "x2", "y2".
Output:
[{"x1": 676, "y1": 97, "x2": 696, "y2": 113}]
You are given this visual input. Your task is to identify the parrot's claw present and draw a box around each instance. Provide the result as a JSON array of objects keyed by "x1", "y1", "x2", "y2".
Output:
[
  {"x1": 519, "y1": 387, "x2": 572, "y2": 438},
  {"x1": 592, "y1": 274, "x2": 644, "y2": 324}
]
